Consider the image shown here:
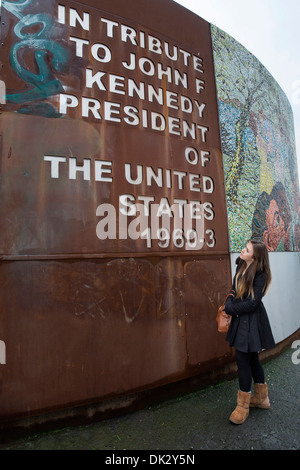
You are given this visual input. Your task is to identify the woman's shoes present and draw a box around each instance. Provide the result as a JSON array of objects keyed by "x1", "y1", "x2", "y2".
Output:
[
  {"x1": 229, "y1": 390, "x2": 251, "y2": 424},
  {"x1": 230, "y1": 383, "x2": 271, "y2": 424},
  {"x1": 250, "y1": 383, "x2": 271, "y2": 409}
]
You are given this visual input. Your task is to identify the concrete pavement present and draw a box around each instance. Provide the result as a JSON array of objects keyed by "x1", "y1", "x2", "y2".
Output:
[{"x1": 1, "y1": 343, "x2": 299, "y2": 451}]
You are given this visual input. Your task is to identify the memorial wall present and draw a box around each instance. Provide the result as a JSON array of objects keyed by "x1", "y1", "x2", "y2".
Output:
[{"x1": 0, "y1": 0, "x2": 298, "y2": 427}]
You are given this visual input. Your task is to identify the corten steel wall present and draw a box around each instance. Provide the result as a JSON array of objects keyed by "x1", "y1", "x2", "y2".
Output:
[{"x1": 0, "y1": 0, "x2": 233, "y2": 423}]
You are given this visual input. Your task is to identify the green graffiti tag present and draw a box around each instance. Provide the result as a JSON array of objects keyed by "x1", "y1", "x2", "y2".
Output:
[{"x1": 3, "y1": 0, "x2": 69, "y2": 116}]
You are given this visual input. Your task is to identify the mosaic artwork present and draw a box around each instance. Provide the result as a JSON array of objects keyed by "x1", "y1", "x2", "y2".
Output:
[{"x1": 211, "y1": 26, "x2": 300, "y2": 252}]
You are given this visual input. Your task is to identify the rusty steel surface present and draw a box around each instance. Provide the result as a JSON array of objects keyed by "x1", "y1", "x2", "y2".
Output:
[
  {"x1": 0, "y1": 0, "x2": 232, "y2": 422},
  {"x1": 0, "y1": 256, "x2": 233, "y2": 420}
]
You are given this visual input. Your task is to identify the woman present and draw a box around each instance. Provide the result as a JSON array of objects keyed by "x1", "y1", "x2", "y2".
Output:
[{"x1": 225, "y1": 239, "x2": 275, "y2": 425}]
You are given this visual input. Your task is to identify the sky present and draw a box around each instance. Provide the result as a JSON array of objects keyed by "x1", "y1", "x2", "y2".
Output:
[{"x1": 174, "y1": 0, "x2": 300, "y2": 184}]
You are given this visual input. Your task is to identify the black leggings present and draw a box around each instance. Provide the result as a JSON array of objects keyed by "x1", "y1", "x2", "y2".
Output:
[{"x1": 235, "y1": 350, "x2": 265, "y2": 392}]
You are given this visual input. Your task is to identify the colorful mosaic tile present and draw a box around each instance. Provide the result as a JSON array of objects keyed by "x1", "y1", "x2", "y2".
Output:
[{"x1": 211, "y1": 26, "x2": 300, "y2": 252}]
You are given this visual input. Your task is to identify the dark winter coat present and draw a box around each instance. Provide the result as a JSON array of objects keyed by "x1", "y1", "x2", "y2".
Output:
[{"x1": 224, "y1": 261, "x2": 275, "y2": 353}]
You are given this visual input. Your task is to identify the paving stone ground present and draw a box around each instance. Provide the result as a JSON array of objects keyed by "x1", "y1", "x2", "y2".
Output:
[{"x1": 1, "y1": 345, "x2": 299, "y2": 451}]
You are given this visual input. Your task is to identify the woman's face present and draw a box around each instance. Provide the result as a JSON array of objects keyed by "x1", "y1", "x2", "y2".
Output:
[
  {"x1": 240, "y1": 242, "x2": 254, "y2": 265},
  {"x1": 264, "y1": 199, "x2": 286, "y2": 251}
]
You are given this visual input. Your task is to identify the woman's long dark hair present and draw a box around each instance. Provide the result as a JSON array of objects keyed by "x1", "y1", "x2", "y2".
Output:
[{"x1": 235, "y1": 240, "x2": 272, "y2": 299}]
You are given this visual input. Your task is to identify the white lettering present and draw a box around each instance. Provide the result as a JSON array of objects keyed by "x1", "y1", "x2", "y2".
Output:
[
  {"x1": 91, "y1": 43, "x2": 112, "y2": 63},
  {"x1": 185, "y1": 147, "x2": 198, "y2": 165},
  {"x1": 69, "y1": 37, "x2": 89, "y2": 57},
  {"x1": 57, "y1": 5, "x2": 65, "y2": 24},
  {"x1": 101, "y1": 18, "x2": 118, "y2": 37},
  {"x1": 59, "y1": 94, "x2": 78, "y2": 114},
  {"x1": 59, "y1": 94, "x2": 209, "y2": 142},
  {"x1": 44, "y1": 155, "x2": 67, "y2": 178},
  {"x1": 121, "y1": 24, "x2": 138, "y2": 45},
  {"x1": 203, "y1": 176, "x2": 214, "y2": 193},
  {"x1": 189, "y1": 173, "x2": 201, "y2": 192},
  {"x1": 125, "y1": 163, "x2": 143, "y2": 185},
  {"x1": 70, "y1": 8, "x2": 89, "y2": 31},
  {"x1": 44, "y1": 156, "x2": 113, "y2": 182},
  {"x1": 193, "y1": 55, "x2": 204, "y2": 73},
  {"x1": 148, "y1": 35, "x2": 163, "y2": 54},
  {"x1": 104, "y1": 455, "x2": 140, "y2": 467},
  {"x1": 104, "y1": 102, "x2": 121, "y2": 122},
  {"x1": 196, "y1": 78, "x2": 205, "y2": 94},
  {"x1": 124, "y1": 106, "x2": 139, "y2": 125},
  {"x1": 109, "y1": 74, "x2": 125, "y2": 95},
  {"x1": 95, "y1": 161, "x2": 113, "y2": 182},
  {"x1": 69, "y1": 157, "x2": 91, "y2": 180},
  {"x1": 82, "y1": 97, "x2": 101, "y2": 119},
  {"x1": 85, "y1": 69, "x2": 106, "y2": 91}
]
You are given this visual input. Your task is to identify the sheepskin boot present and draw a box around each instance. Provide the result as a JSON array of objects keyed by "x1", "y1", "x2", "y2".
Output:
[
  {"x1": 250, "y1": 383, "x2": 270, "y2": 409},
  {"x1": 229, "y1": 390, "x2": 251, "y2": 424}
]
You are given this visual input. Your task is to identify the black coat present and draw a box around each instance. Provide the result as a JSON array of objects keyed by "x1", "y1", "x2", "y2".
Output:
[{"x1": 225, "y1": 263, "x2": 275, "y2": 353}]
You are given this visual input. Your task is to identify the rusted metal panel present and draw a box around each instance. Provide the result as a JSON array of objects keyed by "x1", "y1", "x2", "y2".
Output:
[
  {"x1": 184, "y1": 258, "x2": 233, "y2": 365},
  {"x1": 0, "y1": 256, "x2": 232, "y2": 419},
  {"x1": 0, "y1": 0, "x2": 228, "y2": 256},
  {"x1": 0, "y1": 0, "x2": 232, "y2": 422}
]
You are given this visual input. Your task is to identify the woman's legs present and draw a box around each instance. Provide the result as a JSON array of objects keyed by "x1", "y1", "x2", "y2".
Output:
[
  {"x1": 230, "y1": 349, "x2": 252, "y2": 424},
  {"x1": 248, "y1": 352, "x2": 270, "y2": 408},
  {"x1": 231, "y1": 350, "x2": 269, "y2": 422},
  {"x1": 249, "y1": 351, "x2": 265, "y2": 384},
  {"x1": 235, "y1": 350, "x2": 265, "y2": 391},
  {"x1": 235, "y1": 350, "x2": 253, "y2": 392}
]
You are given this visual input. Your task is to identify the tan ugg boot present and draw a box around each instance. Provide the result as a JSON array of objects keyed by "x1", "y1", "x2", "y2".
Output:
[
  {"x1": 229, "y1": 390, "x2": 251, "y2": 424},
  {"x1": 250, "y1": 383, "x2": 270, "y2": 409}
]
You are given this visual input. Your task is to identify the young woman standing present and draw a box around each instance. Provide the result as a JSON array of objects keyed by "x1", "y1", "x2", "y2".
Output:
[{"x1": 225, "y1": 240, "x2": 275, "y2": 425}]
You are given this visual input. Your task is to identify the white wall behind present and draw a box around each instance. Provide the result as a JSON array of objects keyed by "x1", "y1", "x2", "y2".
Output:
[{"x1": 230, "y1": 252, "x2": 300, "y2": 344}]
